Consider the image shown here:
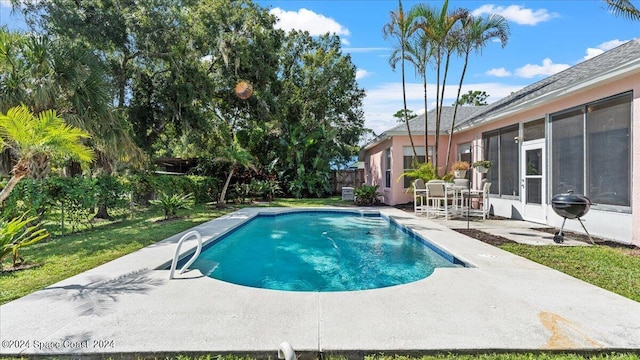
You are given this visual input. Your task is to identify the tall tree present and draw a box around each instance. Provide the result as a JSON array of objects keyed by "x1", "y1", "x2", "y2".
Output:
[
  {"x1": 0, "y1": 105, "x2": 95, "y2": 204},
  {"x1": 383, "y1": 0, "x2": 418, "y2": 160},
  {"x1": 407, "y1": 28, "x2": 432, "y2": 162},
  {"x1": 412, "y1": 0, "x2": 467, "y2": 175},
  {"x1": 274, "y1": 31, "x2": 365, "y2": 197},
  {"x1": 445, "y1": 14, "x2": 509, "y2": 172},
  {"x1": 0, "y1": 28, "x2": 142, "y2": 174},
  {"x1": 217, "y1": 135, "x2": 256, "y2": 207},
  {"x1": 454, "y1": 90, "x2": 490, "y2": 106},
  {"x1": 392, "y1": 109, "x2": 417, "y2": 122}
]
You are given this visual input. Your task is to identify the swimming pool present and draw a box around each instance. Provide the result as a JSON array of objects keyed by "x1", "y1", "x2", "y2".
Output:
[{"x1": 184, "y1": 210, "x2": 464, "y2": 291}]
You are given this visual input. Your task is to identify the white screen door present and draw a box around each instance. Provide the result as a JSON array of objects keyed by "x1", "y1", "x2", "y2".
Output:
[{"x1": 521, "y1": 141, "x2": 546, "y2": 223}]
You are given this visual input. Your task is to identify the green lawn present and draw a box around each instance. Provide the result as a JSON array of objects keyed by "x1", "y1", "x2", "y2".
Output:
[
  {"x1": 0, "y1": 204, "x2": 233, "y2": 304},
  {"x1": 499, "y1": 243, "x2": 640, "y2": 303}
]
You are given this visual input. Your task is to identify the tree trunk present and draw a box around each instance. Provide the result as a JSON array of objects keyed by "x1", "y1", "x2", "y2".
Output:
[
  {"x1": 0, "y1": 148, "x2": 14, "y2": 175},
  {"x1": 0, "y1": 158, "x2": 29, "y2": 204},
  {"x1": 94, "y1": 204, "x2": 112, "y2": 220},
  {"x1": 0, "y1": 175, "x2": 25, "y2": 204},
  {"x1": 401, "y1": 48, "x2": 418, "y2": 162},
  {"x1": 29, "y1": 153, "x2": 50, "y2": 181},
  {"x1": 423, "y1": 75, "x2": 429, "y2": 162},
  {"x1": 65, "y1": 160, "x2": 83, "y2": 177},
  {"x1": 218, "y1": 167, "x2": 235, "y2": 208},
  {"x1": 445, "y1": 53, "x2": 470, "y2": 173}
]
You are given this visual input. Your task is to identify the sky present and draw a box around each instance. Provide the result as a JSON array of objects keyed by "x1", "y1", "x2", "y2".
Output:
[{"x1": 2, "y1": 0, "x2": 639, "y2": 136}]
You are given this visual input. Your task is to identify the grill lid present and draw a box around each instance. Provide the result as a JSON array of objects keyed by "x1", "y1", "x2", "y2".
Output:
[
  {"x1": 551, "y1": 190, "x2": 591, "y2": 219},
  {"x1": 551, "y1": 190, "x2": 591, "y2": 206}
]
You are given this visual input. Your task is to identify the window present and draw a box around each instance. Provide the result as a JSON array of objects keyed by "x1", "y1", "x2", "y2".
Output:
[
  {"x1": 385, "y1": 148, "x2": 391, "y2": 188},
  {"x1": 551, "y1": 92, "x2": 631, "y2": 207},
  {"x1": 458, "y1": 142, "x2": 472, "y2": 164},
  {"x1": 551, "y1": 109, "x2": 584, "y2": 195},
  {"x1": 402, "y1": 146, "x2": 431, "y2": 188},
  {"x1": 523, "y1": 118, "x2": 545, "y2": 141},
  {"x1": 483, "y1": 125, "x2": 519, "y2": 197}
]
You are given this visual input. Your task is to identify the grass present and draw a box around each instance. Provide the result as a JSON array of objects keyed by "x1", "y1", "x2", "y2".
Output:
[
  {"x1": 0, "y1": 203, "x2": 234, "y2": 304},
  {"x1": 499, "y1": 243, "x2": 640, "y2": 303}
]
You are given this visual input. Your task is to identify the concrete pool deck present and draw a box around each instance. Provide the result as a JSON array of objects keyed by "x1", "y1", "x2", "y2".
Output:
[{"x1": 1, "y1": 207, "x2": 639, "y2": 357}]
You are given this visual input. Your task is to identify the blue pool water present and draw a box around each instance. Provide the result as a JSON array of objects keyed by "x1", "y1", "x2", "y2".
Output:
[{"x1": 188, "y1": 211, "x2": 463, "y2": 291}]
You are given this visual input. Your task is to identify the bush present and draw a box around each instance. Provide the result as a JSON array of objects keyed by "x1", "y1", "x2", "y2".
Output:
[
  {"x1": 94, "y1": 175, "x2": 129, "y2": 219},
  {"x1": 399, "y1": 162, "x2": 439, "y2": 184},
  {"x1": 354, "y1": 185, "x2": 382, "y2": 206},
  {"x1": 1, "y1": 179, "x2": 50, "y2": 220},
  {"x1": 0, "y1": 212, "x2": 49, "y2": 267},
  {"x1": 128, "y1": 172, "x2": 219, "y2": 205},
  {"x1": 150, "y1": 192, "x2": 194, "y2": 219}
]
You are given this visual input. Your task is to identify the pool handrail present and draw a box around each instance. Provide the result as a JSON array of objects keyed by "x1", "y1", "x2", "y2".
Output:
[{"x1": 169, "y1": 230, "x2": 202, "y2": 279}]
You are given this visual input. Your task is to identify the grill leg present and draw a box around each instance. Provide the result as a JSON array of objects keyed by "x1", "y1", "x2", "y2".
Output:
[
  {"x1": 576, "y1": 217, "x2": 595, "y2": 245},
  {"x1": 554, "y1": 217, "x2": 567, "y2": 243}
]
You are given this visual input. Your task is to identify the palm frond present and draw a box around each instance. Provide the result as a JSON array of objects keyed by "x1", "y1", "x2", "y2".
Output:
[{"x1": 604, "y1": 0, "x2": 640, "y2": 20}]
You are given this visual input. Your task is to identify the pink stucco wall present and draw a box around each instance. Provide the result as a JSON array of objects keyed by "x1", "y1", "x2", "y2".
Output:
[{"x1": 364, "y1": 71, "x2": 640, "y2": 245}]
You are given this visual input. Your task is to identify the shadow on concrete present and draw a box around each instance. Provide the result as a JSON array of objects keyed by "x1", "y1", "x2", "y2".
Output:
[{"x1": 34, "y1": 269, "x2": 164, "y2": 316}]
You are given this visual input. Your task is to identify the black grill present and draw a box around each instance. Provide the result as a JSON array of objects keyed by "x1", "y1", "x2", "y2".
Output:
[{"x1": 550, "y1": 190, "x2": 594, "y2": 244}]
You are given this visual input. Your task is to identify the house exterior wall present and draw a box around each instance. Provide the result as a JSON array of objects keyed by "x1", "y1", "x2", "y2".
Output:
[
  {"x1": 363, "y1": 138, "x2": 389, "y2": 191},
  {"x1": 389, "y1": 135, "x2": 449, "y2": 205},
  {"x1": 365, "y1": 71, "x2": 640, "y2": 246},
  {"x1": 449, "y1": 73, "x2": 640, "y2": 246}
]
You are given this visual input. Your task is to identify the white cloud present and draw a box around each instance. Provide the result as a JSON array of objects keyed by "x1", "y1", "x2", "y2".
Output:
[
  {"x1": 356, "y1": 69, "x2": 371, "y2": 80},
  {"x1": 270, "y1": 8, "x2": 350, "y2": 38},
  {"x1": 486, "y1": 67, "x2": 512, "y2": 77},
  {"x1": 341, "y1": 38, "x2": 350, "y2": 46},
  {"x1": 515, "y1": 58, "x2": 570, "y2": 78},
  {"x1": 472, "y1": 4, "x2": 559, "y2": 26},
  {"x1": 583, "y1": 39, "x2": 629, "y2": 60},
  {"x1": 1, "y1": 0, "x2": 11, "y2": 7},
  {"x1": 362, "y1": 82, "x2": 525, "y2": 135}
]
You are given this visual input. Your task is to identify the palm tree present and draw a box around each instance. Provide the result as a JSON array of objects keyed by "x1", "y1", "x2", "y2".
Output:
[
  {"x1": 0, "y1": 28, "x2": 143, "y2": 175},
  {"x1": 444, "y1": 13, "x2": 510, "y2": 172},
  {"x1": 405, "y1": 27, "x2": 432, "y2": 163},
  {"x1": 604, "y1": 0, "x2": 640, "y2": 20},
  {"x1": 217, "y1": 135, "x2": 256, "y2": 207},
  {"x1": 412, "y1": 0, "x2": 467, "y2": 175},
  {"x1": 0, "y1": 105, "x2": 95, "y2": 204},
  {"x1": 383, "y1": 0, "x2": 418, "y2": 160}
]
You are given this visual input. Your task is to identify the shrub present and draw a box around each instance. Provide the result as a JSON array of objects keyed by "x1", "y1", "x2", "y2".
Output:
[
  {"x1": 354, "y1": 185, "x2": 382, "y2": 206},
  {"x1": 94, "y1": 175, "x2": 129, "y2": 219},
  {"x1": 399, "y1": 162, "x2": 439, "y2": 183},
  {"x1": 0, "y1": 212, "x2": 49, "y2": 267},
  {"x1": 150, "y1": 192, "x2": 194, "y2": 219}
]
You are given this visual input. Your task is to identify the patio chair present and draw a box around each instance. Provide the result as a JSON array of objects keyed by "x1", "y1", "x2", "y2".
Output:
[
  {"x1": 413, "y1": 179, "x2": 428, "y2": 214},
  {"x1": 426, "y1": 182, "x2": 454, "y2": 220},
  {"x1": 463, "y1": 181, "x2": 492, "y2": 219}
]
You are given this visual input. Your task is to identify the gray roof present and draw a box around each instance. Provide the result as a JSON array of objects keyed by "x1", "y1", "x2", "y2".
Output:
[
  {"x1": 366, "y1": 38, "x2": 640, "y2": 151},
  {"x1": 384, "y1": 106, "x2": 486, "y2": 135},
  {"x1": 455, "y1": 38, "x2": 640, "y2": 130}
]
